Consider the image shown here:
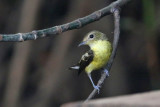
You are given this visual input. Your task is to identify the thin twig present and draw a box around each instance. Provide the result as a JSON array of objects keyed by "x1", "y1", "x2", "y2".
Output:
[
  {"x1": 85, "y1": 7, "x2": 120, "y2": 102},
  {"x1": 0, "y1": 0, "x2": 129, "y2": 42}
]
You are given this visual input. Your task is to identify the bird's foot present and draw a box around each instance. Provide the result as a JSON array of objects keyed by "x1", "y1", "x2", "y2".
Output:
[
  {"x1": 93, "y1": 85, "x2": 100, "y2": 94},
  {"x1": 104, "y1": 69, "x2": 109, "y2": 77}
]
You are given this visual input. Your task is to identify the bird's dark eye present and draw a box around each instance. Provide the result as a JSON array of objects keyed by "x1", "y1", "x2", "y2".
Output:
[{"x1": 89, "y1": 34, "x2": 94, "y2": 38}]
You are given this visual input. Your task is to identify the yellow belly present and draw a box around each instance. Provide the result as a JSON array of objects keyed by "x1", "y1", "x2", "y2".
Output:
[{"x1": 85, "y1": 40, "x2": 112, "y2": 74}]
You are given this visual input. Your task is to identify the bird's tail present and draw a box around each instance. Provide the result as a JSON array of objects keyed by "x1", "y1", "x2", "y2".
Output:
[{"x1": 69, "y1": 65, "x2": 80, "y2": 70}]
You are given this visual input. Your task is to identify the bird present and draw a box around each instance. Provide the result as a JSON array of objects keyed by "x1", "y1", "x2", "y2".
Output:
[{"x1": 69, "y1": 30, "x2": 112, "y2": 93}]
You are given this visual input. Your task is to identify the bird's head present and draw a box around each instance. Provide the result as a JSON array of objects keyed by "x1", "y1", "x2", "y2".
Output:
[{"x1": 78, "y1": 30, "x2": 108, "y2": 47}]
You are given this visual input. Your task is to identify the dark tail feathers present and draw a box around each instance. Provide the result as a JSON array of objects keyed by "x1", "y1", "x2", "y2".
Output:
[{"x1": 69, "y1": 66, "x2": 80, "y2": 70}]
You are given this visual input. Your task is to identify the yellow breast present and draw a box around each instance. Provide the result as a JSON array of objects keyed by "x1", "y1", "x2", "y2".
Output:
[{"x1": 85, "y1": 40, "x2": 112, "y2": 74}]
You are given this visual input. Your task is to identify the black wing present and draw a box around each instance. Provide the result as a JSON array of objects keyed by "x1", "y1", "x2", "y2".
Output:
[{"x1": 78, "y1": 50, "x2": 94, "y2": 75}]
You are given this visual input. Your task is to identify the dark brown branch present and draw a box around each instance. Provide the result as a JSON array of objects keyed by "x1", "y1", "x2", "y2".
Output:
[
  {"x1": 85, "y1": 7, "x2": 120, "y2": 102},
  {"x1": 0, "y1": 0, "x2": 129, "y2": 42}
]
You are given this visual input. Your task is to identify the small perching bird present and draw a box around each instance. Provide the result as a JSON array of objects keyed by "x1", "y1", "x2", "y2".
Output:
[{"x1": 69, "y1": 30, "x2": 112, "y2": 93}]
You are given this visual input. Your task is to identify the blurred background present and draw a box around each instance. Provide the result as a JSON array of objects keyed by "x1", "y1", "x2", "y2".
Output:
[{"x1": 0, "y1": 0, "x2": 159, "y2": 107}]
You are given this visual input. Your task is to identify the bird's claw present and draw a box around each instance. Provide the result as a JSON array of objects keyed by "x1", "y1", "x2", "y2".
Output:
[
  {"x1": 93, "y1": 85, "x2": 100, "y2": 94},
  {"x1": 104, "y1": 69, "x2": 109, "y2": 77}
]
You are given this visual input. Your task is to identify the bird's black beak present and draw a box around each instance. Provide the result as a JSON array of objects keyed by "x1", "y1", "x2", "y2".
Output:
[{"x1": 78, "y1": 41, "x2": 86, "y2": 47}]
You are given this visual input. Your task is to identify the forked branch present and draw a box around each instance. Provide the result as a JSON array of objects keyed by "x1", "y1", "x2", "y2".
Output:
[
  {"x1": 0, "y1": 0, "x2": 129, "y2": 102},
  {"x1": 85, "y1": 7, "x2": 120, "y2": 102}
]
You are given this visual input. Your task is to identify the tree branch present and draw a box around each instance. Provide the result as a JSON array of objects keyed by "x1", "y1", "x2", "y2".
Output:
[
  {"x1": 0, "y1": 0, "x2": 129, "y2": 42},
  {"x1": 85, "y1": 7, "x2": 120, "y2": 102}
]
